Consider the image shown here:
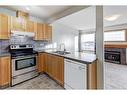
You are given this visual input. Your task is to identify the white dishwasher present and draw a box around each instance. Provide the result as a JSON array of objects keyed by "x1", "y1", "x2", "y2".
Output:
[{"x1": 64, "y1": 59, "x2": 87, "y2": 89}]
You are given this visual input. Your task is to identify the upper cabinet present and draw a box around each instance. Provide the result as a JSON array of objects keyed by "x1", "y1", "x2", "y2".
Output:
[
  {"x1": 11, "y1": 16, "x2": 26, "y2": 31},
  {"x1": 0, "y1": 14, "x2": 10, "y2": 39},
  {"x1": 43, "y1": 24, "x2": 52, "y2": 41},
  {"x1": 26, "y1": 20, "x2": 35, "y2": 32},
  {"x1": 0, "y1": 11, "x2": 52, "y2": 40},
  {"x1": 34, "y1": 23, "x2": 52, "y2": 41},
  {"x1": 47, "y1": 25, "x2": 52, "y2": 41},
  {"x1": 34, "y1": 23, "x2": 43, "y2": 40}
]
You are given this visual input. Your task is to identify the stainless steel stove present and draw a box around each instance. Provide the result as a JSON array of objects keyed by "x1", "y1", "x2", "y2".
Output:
[{"x1": 10, "y1": 44, "x2": 38, "y2": 86}]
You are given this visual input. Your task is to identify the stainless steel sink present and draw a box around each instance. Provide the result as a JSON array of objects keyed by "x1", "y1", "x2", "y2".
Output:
[{"x1": 53, "y1": 51, "x2": 71, "y2": 55}]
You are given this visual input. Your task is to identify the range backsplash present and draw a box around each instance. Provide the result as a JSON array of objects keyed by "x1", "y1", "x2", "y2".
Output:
[
  {"x1": 0, "y1": 36, "x2": 47, "y2": 53},
  {"x1": 0, "y1": 40, "x2": 10, "y2": 53}
]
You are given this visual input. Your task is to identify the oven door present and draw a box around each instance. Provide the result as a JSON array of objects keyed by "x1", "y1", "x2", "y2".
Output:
[{"x1": 12, "y1": 55, "x2": 37, "y2": 76}]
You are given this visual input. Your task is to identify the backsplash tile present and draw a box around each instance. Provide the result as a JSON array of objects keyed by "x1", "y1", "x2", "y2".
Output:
[
  {"x1": 10, "y1": 36, "x2": 34, "y2": 45},
  {"x1": 0, "y1": 40, "x2": 10, "y2": 54},
  {"x1": 0, "y1": 36, "x2": 48, "y2": 53}
]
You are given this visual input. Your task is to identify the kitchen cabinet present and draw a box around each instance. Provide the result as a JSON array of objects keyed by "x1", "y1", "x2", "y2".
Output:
[
  {"x1": 0, "y1": 56, "x2": 11, "y2": 88},
  {"x1": 43, "y1": 53, "x2": 64, "y2": 86},
  {"x1": 34, "y1": 23, "x2": 52, "y2": 41},
  {"x1": 45, "y1": 53, "x2": 53, "y2": 76},
  {"x1": 47, "y1": 25, "x2": 52, "y2": 41},
  {"x1": 37, "y1": 53, "x2": 45, "y2": 73},
  {"x1": 26, "y1": 20, "x2": 35, "y2": 32},
  {"x1": 11, "y1": 16, "x2": 26, "y2": 31},
  {"x1": 53, "y1": 55, "x2": 64, "y2": 86},
  {"x1": 43, "y1": 24, "x2": 52, "y2": 41},
  {"x1": 0, "y1": 14, "x2": 10, "y2": 39},
  {"x1": 34, "y1": 23, "x2": 44, "y2": 40},
  {"x1": 64, "y1": 59, "x2": 87, "y2": 89}
]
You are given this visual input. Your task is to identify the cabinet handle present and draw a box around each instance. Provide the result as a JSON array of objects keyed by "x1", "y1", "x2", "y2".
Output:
[{"x1": 79, "y1": 66, "x2": 85, "y2": 70}]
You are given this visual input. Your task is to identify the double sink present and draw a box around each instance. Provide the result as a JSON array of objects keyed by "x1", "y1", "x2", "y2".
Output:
[{"x1": 52, "y1": 51, "x2": 71, "y2": 55}]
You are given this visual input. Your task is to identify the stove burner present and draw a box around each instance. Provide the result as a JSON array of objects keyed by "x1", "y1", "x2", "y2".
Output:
[{"x1": 9, "y1": 44, "x2": 38, "y2": 58}]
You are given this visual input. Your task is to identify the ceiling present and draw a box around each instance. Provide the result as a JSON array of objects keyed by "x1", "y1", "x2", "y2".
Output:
[
  {"x1": 54, "y1": 6, "x2": 127, "y2": 30},
  {"x1": 3, "y1": 6, "x2": 127, "y2": 31},
  {"x1": 2, "y1": 6, "x2": 73, "y2": 20}
]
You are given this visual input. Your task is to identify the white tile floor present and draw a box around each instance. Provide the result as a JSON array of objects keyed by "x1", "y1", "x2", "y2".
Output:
[{"x1": 105, "y1": 62, "x2": 127, "y2": 89}]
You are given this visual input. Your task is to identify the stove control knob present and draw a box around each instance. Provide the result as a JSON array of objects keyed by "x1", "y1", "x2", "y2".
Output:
[{"x1": 14, "y1": 46, "x2": 16, "y2": 48}]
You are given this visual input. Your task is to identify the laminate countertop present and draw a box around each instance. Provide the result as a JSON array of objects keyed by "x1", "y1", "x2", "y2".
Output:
[{"x1": 37, "y1": 50, "x2": 97, "y2": 64}]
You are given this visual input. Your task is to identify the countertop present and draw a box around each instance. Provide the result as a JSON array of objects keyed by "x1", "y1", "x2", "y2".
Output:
[
  {"x1": 37, "y1": 50, "x2": 97, "y2": 64},
  {"x1": 0, "y1": 50, "x2": 97, "y2": 64},
  {"x1": 0, "y1": 52, "x2": 10, "y2": 57}
]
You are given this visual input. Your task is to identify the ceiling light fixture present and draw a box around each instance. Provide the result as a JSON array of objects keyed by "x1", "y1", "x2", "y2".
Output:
[
  {"x1": 104, "y1": 14, "x2": 121, "y2": 21},
  {"x1": 26, "y1": 7, "x2": 30, "y2": 11}
]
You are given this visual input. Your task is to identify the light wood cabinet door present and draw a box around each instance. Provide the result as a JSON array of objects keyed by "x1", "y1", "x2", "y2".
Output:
[
  {"x1": 52, "y1": 55, "x2": 58, "y2": 79},
  {"x1": 11, "y1": 16, "x2": 26, "y2": 31},
  {"x1": 34, "y1": 23, "x2": 52, "y2": 41},
  {"x1": 47, "y1": 25, "x2": 52, "y2": 41},
  {"x1": 0, "y1": 56, "x2": 11, "y2": 87},
  {"x1": 43, "y1": 24, "x2": 52, "y2": 41},
  {"x1": 55, "y1": 56, "x2": 64, "y2": 86},
  {"x1": 26, "y1": 20, "x2": 35, "y2": 32},
  {"x1": 46, "y1": 54, "x2": 52, "y2": 76},
  {"x1": 44, "y1": 54, "x2": 64, "y2": 86},
  {"x1": 0, "y1": 14, "x2": 10, "y2": 39},
  {"x1": 43, "y1": 24, "x2": 48, "y2": 40},
  {"x1": 34, "y1": 23, "x2": 44, "y2": 40},
  {"x1": 37, "y1": 53, "x2": 45, "y2": 73}
]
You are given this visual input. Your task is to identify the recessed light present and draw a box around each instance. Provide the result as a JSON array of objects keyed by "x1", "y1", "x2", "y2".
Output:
[
  {"x1": 26, "y1": 7, "x2": 30, "y2": 11},
  {"x1": 104, "y1": 14, "x2": 121, "y2": 21}
]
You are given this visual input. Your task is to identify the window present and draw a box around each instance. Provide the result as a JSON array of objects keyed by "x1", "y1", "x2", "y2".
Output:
[
  {"x1": 104, "y1": 30, "x2": 126, "y2": 41},
  {"x1": 81, "y1": 33, "x2": 95, "y2": 51}
]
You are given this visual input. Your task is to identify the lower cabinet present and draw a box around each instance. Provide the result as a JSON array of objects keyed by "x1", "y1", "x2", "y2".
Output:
[
  {"x1": 38, "y1": 53, "x2": 64, "y2": 86},
  {"x1": 38, "y1": 53, "x2": 97, "y2": 89},
  {"x1": 0, "y1": 56, "x2": 11, "y2": 88},
  {"x1": 51, "y1": 54, "x2": 64, "y2": 86},
  {"x1": 37, "y1": 53, "x2": 45, "y2": 73}
]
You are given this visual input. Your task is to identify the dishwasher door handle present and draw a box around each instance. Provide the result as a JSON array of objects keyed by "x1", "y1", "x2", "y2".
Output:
[{"x1": 79, "y1": 66, "x2": 85, "y2": 70}]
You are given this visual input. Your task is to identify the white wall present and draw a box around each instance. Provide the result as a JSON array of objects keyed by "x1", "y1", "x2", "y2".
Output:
[
  {"x1": 0, "y1": 8, "x2": 16, "y2": 16},
  {"x1": 52, "y1": 22, "x2": 78, "y2": 53}
]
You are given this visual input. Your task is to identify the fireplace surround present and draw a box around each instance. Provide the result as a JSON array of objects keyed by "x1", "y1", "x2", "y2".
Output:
[{"x1": 105, "y1": 48, "x2": 126, "y2": 65}]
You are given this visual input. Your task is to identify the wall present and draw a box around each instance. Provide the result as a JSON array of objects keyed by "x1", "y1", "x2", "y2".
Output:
[
  {"x1": 0, "y1": 8, "x2": 15, "y2": 16},
  {"x1": 51, "y1": 22, "x2": 78, "y2": 53}
]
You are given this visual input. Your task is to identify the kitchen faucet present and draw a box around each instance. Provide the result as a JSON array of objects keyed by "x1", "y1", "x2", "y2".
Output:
[{"x1": 59, "y1": 43, "x2": 66, "y2": 51}]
